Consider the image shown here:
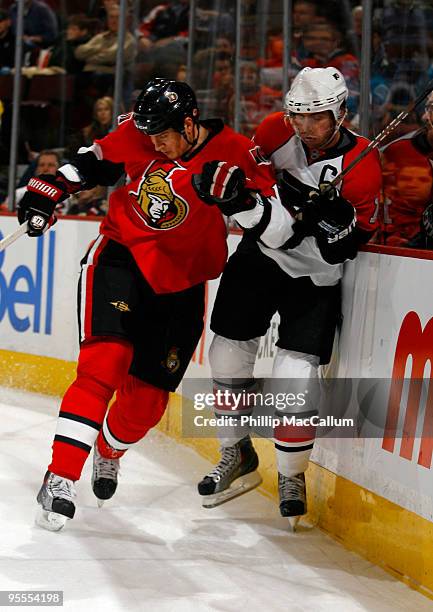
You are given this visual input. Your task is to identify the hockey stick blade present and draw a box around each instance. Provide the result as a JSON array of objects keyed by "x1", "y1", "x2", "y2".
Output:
[
  {"x1": 324, "y1": 78, "x2": 433, "y2": 193},
  {"x1": 0, "y1": 222, "x2": 29, "y2": 252}
]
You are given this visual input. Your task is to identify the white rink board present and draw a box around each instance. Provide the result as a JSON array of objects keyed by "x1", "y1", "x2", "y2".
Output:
[
  {"x1": 316, "y1": 251, "x2": 433, "y2": 521},
  {"x1": 1, "y1": 215, "x2": 433, "y2": 520},
  {"x1": 0, "y1": 216, "x2": 100, "y2": 361}
]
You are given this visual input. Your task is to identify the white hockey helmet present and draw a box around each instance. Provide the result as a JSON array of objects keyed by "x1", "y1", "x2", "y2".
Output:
[{"x1": 284, "y1": 67, "x2": 348, "y2": 122}]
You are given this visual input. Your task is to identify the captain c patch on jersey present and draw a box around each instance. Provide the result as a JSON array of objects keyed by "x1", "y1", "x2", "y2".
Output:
[{"x1": 129, "y1": 165, "x2": 189, "y2": 230}]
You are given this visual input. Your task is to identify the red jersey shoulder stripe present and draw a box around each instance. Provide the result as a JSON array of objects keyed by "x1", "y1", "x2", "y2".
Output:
[{"x1": 253, "y1": 112, "x2": 294, "y2": 157}]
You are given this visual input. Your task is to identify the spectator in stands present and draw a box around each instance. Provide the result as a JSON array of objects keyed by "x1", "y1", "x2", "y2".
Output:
[
  {"x1": 380, "y1": 93, "x2": 433, "y2": 247},
  {"x1": 48, "y1": 14, "x2": 92, "y2": 74},
  {"x1": 370, "y1": 22, "x2": 389, "y2": 109},
  {"x1": 259, "y1": 1, "x2": 324, "y2": 68},
  {"x1": 66, "y1": 186, "x2": 108, "y2": 216},
  {"x1": 378, "y1": 82, "x2": 420, "y2": 142},
  {"x1": 301, "y1": 22, "x2": 360, "y2": 119},
  {"x1": 75, "y1": 5, "x2": 136, "y2": 79},
  {"x1": 136, "y1": 0, "x2": 189, "y2": 81},
  {"x1": 0, "y1": 9, "x2": 15, "y2": 72},
  {"x1": 213, "y1": 52, "x2": 234, "y2": 91},
  {"x1": 9, "y1": 0, "x2": 58, "y2": 50},
  {"x1": 230, "y1": 61, "x2": 281, "y2": 137},
  {"x1": 176, "y1": 64, "x2": 187, "y2": 81},
  {"x1": 89, "y1": 0, "x2": 119, "y2": 26},
  {"x1": 194, "y1": 0, "x2": 234, "y2": 48},
  {"x1": 1, "y1": 149, "x2": 61, "y2": 210},
  {"x1": 0, "y1": 147, "x2": 104, "y2": 215},
  {"x1": 215, "y1": 36, "x2": 234, "y2": 58},
  {"x1": 378, "y1": 0, "x2": 433, "y2": 63},
  {"x1": 348, "y1": 5, "x2": 362, "y2": 58},
  {"x1": 138, "y1": 0, "x2": 189, "y2": 48},
  {"x1": 212, "y1": 51, "x2": 234, "y2": 123},
  {"x1": 65, "y1": 96, "x2": 113, "y2": 160},
  {"x1": 292, "y1": 0, "x2": 321, "y2": 62}
]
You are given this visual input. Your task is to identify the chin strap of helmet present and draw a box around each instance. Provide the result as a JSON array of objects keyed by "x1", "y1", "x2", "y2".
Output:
[
  {"x1": 316, "y1": 106, "x2": 348, "y2": 149},
  {"x1": 179, "y1": 115, "x2": 201, "y2": 151}
]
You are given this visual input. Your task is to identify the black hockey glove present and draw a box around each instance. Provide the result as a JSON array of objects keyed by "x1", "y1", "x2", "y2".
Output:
[
  {"x1": 278, "y1": 169, "x2": 314, "y2": 212},
  {"x1": 422, "y1": 202, "x2": 433, "y2": 239},
  {"x1": 192, "y1": 160, "x2": 256, "y2": 216},
  {"x1": 406, "y1": 202, "x2": 433, "y2": 250},
  {"x1": 301, "y1": 182, "x2": 356, "y2": 243},
  {"x1": 17, "y1": 174, "x2": 68, "y2": 237}
]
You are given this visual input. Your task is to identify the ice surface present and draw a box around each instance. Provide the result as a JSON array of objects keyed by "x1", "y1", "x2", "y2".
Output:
[{"x1": 0, "y1": 387, "x2": 431, "y2": 612}]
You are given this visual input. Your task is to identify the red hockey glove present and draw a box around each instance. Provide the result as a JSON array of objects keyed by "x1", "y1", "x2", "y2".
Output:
[
  {"x1": 17, "y1": 174, "x2": 68, "y2": 237},
  {"x1": 192, "y1": 160, "x2": 256, "y2": 216}
]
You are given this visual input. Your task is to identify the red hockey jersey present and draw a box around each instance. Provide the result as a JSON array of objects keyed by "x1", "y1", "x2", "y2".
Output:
[
  {"x1": 380, "y1": 129, "x2": 433, "y2": 245},
  {"x1": 92, "y1": 116, "x2": 278, "y2": 293}
]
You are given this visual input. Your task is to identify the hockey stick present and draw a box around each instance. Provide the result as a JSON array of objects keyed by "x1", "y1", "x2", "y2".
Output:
[
  {"x1": 325, "y1": 78, "x2": 433, "y2": 191},
  {"x1": 0, "y1": 222, "x2": 29, "y2": 253}
]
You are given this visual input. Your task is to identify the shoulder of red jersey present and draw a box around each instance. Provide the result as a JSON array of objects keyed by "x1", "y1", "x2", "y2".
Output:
[
  {"x1": 342, "y1": 130, "x2": 381, "y2": 175},
  {"x1": 380, "y1": 130, "x2": 417, "y2": 154},
  {"x1": 253, "y1": 112, "x2": 294, "y2": 157},
  {"x1": 345, "y1": 129, "x2": 372, "y2": 151},
  {"x1": 380, "y1": 130, "x2": 429, "y2": 167},
  {"x1": 117, "y1": 111, "x2": 134, "y2": 126},
  {"x1": 213, "y1": 124, "x2": 273, "y2": 167},
  {"x1": 96, "y1": 112, "x2": 137, "y2": 148},
  {"x1": 216, "y1": 124, "x2": 251, "y2": 148}
]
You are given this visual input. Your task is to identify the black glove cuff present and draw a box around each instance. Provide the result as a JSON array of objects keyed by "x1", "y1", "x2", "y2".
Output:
[{"x1": 217, "y1": 191, "x2": 256, "y2": 216}]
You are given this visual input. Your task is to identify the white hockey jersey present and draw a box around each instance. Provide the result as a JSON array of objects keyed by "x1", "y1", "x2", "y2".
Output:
[{"x1": 252, "y1": 112, "x2": 381, "y2": 285}]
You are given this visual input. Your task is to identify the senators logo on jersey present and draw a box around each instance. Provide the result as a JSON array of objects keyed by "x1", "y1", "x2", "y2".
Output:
[{"x1": 129, "y1": 166, "x2": 189, "y2": 230}]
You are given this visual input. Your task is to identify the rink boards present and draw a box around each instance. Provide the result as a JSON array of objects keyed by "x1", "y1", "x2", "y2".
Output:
[{"x1": 0, "y1": 215, "x2": 433, "y2": 597}]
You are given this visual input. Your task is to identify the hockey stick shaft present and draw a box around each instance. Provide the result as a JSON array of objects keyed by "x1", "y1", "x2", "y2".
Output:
[
  {"x1": 0, "y1": 222, "x2": 29, "y2": 252},
  {"x1": 327, "y1": 78, "x2": 433, "y2": 190}
]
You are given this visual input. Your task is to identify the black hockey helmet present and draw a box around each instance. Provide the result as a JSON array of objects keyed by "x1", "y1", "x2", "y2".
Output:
[{"x1": 133, "y1": 78, "x2": 199, "y2": 135}]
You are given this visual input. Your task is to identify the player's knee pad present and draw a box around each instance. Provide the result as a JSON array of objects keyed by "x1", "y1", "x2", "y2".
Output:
[
  {"x1": 265, "y1": 349, "x2": 320, "y2": 422},
  {"x1": 115, "y1": 376, "x2": 169, "y2": 429},
  {"x1": 270, "y1": 350, "x2": 318, "y2": 457},
  {"x1": 272, "y1": 348, "x2": 319, "y2": 380},
  {"x1": 209, "y1": 335, "x2": 259, "y2": 380},
  {"x1": 208, "y1": 336, "x2": 260, "y2": 446},
  {"x1": 100, "y1": 376, "x2": 169, "y2": 454},
  {"x1": 76, "y1": 337, "x2": 134, "y2": 400}
]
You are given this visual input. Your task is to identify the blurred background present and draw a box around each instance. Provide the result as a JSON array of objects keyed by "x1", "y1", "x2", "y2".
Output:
[{"x1": 1, "y1": 0, "x2": 433, "y2": 247}]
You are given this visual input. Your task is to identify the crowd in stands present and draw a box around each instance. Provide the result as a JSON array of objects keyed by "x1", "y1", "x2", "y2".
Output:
[{"x1": 0, "y1": 0, "x2": 433, "y2": 248}]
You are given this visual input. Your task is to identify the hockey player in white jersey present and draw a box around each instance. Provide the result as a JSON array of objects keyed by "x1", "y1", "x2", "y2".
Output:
[{"x1": 194, "y1": 67, "x2": 382, "y2": 527}]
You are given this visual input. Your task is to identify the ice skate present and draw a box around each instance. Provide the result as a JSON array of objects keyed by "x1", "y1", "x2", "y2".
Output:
[
  {"x1": 91, "y1": 443, "x2": 120, "y2": 507},
  {"x1": 198, "y1": 436, "x2": 262, "y2": 508},
  {"x1": 278, "y1": 472, "x2": 306, "y2": 531},
  {"x1": 35, "y1": 471, "x2": 76, "y2": 532}
]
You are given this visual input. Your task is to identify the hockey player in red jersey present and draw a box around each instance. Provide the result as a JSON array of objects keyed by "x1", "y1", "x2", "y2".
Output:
[
  {"x1": 17, "y1": 79, "x2": 292, "y2": 531},
  {"x1": 195, "y1": 67, "x2": 381, "y2": 527},
  {"x1": 380, "y1": 93, "x2": 433, "y2": 247}
]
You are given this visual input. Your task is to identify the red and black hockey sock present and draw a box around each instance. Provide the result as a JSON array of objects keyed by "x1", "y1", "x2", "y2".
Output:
[
  {"x1": 273, "y1": 419, "x2": 316, "y2": 477},
  {"x1": 48, "y1": 337, "x2": 133, "y2": 481},
  {"x1": 96, "y1": 375, "x2": 169, "y2": 459}
]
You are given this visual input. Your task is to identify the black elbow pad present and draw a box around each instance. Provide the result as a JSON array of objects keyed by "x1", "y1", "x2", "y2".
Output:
[{"x1": 72, "y1": 151, "x2": 125, "y2": 188}]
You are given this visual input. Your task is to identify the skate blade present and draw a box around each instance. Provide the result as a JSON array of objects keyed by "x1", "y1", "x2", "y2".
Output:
[
  {"x1": 288, "y1": 516, "x2": 300, "y2": 532},
  {"x1": 35, "y1": 507, "x2": 69, "y2": 532},
  {"x1": 201, "y1": 471, "x2": 262, "y2": 509}
]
